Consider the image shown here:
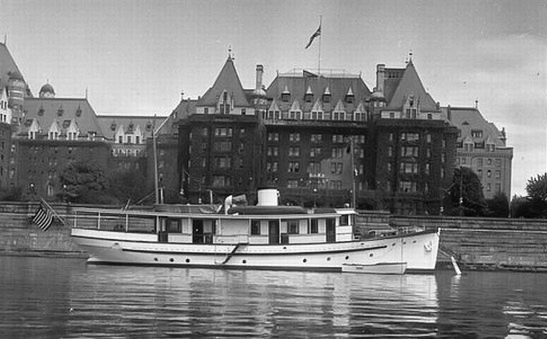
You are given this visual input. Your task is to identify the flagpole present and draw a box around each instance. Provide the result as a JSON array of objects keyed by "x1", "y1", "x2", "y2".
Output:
[{"x1": 318, "y1": 15, "x2": 322, "y2": 75}]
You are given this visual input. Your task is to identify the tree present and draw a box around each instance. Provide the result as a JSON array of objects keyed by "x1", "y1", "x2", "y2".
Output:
[
  {"x1": 443, "y1": 167, "x2": 487, "y2": 216},
  {"x1": 524, "y1": 173, "x2": 547, "y2": 218},
  {"x1": 58, "y1": 161, "x2": 116, "y2": 204},
  {"x1": 107, "y1": 168, "x2": 149, "y2": 205},
  {"x1": 486, "y1": 192, "x2": 509, "y2": 217}
]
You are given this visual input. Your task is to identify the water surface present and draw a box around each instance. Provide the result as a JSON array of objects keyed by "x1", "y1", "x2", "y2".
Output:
[{"x1": 0, "y1": 257, "x2": 546, "y2": 338}]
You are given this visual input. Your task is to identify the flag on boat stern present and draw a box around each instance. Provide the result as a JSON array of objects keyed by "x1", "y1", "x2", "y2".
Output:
[
  {"x1": 305, "y1": 24, "x2": 321, "y2": 49},
  {"x1": 32, "y1": 200, "x2": 55, "y2": 231}
]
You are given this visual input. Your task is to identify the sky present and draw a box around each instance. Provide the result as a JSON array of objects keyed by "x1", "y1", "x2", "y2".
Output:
[{"x1": 1, "y1": 0, "x2": 546, "y2": 196}]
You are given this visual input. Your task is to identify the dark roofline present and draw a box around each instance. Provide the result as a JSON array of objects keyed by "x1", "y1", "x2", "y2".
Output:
[{"x1": 96, "y1": 114, "x2": 168, "y2": 119}]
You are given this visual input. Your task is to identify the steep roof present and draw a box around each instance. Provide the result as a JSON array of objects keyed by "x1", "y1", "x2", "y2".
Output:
[
  {"x1": 21, "y1": 97, "x2": 104, "y2": 137},
  {"x1": 386, "y1": 61, "x2": 437, "y2": 111},
  {"x1": 266, "y1": 70, "x2": 371, "y2": 112},
  {"x1": 0, "y1": 42, "x2": 32, "y2": 96},
  {"x1": 441, "y1": 106, "x2": 509, "y2": 147},
  {"x1": 96, "y1": 114, "x2": 166, "y2": 140},
  {"x1": 197, "y1": 57, "x2": 251, "y2": 107}
]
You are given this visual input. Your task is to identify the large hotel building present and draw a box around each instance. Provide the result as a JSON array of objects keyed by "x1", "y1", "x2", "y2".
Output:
[{"x1": 1, "y1": 42, "x2": 512, "y2": 214}]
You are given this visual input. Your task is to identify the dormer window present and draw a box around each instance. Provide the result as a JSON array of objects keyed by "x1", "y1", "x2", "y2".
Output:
[
  {"x1": 57, "y1": 106, "x2": 64, "y2": 117},
  {"x1": 322, "y1": 86, "x2": 331, "y2": 103},
  {"x1": 111, "y1": 122, "x2": 117, "y2": 131},
  {"x1": 304, "y1": 86, "x2": 313, "y2": 103},
  {"x1": 128, "y1": 123, "x2": 134, "y2": 132},
  {"x1": 281, "y1": 85, "x2": 290, "y2": 102},
  {"x1": 471, "y1": 130, "x2": 483, "y2": 138},
  {"x1": 75, "y1": 106, "x2": 82, "y2": 117},
  {"x1": 345, "y1": 87, "x2": 354, "y2": 103},
  {"x1": 38, "y1": 106, "x2": 44, "y2": 116},
  {"x1": 281, "y1": 93, "x2": 290, "y2": 102}
]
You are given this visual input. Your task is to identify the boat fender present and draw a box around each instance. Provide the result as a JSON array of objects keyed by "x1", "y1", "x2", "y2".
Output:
[{"x1": 424, "y1": 241, "x2": 432, "y2": 252}]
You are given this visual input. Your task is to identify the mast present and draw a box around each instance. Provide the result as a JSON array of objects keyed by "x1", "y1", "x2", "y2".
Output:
[
  {"x1": 350, "y1": 136, "x2": 356, "y2": 208},
  {"x1": 152, "y1": 115, "x2": 160, "y2": 204},
  {"x1": 318, "y1": 15, "x2": 322, "y2": 75}
]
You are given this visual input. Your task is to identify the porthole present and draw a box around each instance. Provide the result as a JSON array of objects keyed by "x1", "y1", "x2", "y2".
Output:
[
  {"x1": 326, "y1": 257, "x2": 331, "y2": 261},
  {"x1": 185, "y1": 258, "x2": 190, "y2": 263},
  {"x1": 154, "y1": 258, "x2": 158, "y2": 261},
  {"x1": 369, "y1": 253, "x2": 374, "y2": 257},
  {"x1": 283, "y1": 246, "x2": 287, "y2": 249},
  {"x1": 169, "y1": 258, "x2": 174, "y2": 262},
  {"x1": 360, "y1": 243, "x2": 364, "y2": 246},
  {"x1": 392, "y1": 243, "x2": 396, "y2": 246},
  {"x1": 345, "y1": 256, "x2": 349, "y2": 260},
  {"x1": 242, "y1": 259, "x2": 247, "y2": 264},
  {"x1": 413, "y1": 240, "x2": 417, "y2": 244},
  {"x1": 303, "y1": 258, "x2": 307, "y2": 263}
]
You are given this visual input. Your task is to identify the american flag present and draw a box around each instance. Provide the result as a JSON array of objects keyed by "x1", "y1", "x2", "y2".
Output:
[{"x1": 32, "y1": 201, "x2": 54, "y2": 231}]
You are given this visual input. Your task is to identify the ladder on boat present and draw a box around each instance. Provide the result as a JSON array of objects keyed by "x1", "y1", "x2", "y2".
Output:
[{"x1": 218, "y1": 243, "x2": 243, "y2": 265}]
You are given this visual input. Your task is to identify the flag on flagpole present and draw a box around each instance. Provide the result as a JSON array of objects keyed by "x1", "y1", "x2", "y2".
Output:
[
  {"x1": 305, "y1": 25, "x2": 321, "y2": 49},
  {"x1": 32, "y1": 200, "x2": 54, "y2": 231}
]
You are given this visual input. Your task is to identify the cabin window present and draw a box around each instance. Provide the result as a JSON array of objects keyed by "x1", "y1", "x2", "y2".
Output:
[
  {"x1": 287, "y1": 220, "x2": 299, "y2": 234},
  {"x1": 310, "y1": 219, "x2": 318, "y2": 233},
  {"x1": 251, "y1": 220, "x2": 261, "y2": 235},
  {"x1": 167, "y1": 219, "x2": 181, "y2": 233},
  {"x1": 340, "y1": 215, "x2": 349, "y2": 226}
]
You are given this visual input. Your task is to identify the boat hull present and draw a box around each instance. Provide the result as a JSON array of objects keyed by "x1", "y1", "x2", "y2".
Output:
[
  {"x1": 342, "y1": 262, "x2": 407, "y2": 274},
  {"x1": 71, "y1": 228, "x2": 440, "y2": 272}
]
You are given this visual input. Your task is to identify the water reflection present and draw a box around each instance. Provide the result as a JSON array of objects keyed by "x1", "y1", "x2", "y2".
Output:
[{"x1": 1, "y1": 257, "x2": 546, "y2": 338}]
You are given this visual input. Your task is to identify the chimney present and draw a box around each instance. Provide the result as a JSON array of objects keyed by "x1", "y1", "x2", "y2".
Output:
[
  {"x1": 376, "y1": 64, "x2": 385, "y2": 93},
  {"x1": 255, "y1": 64, "x2": 264, "y2": 93}
]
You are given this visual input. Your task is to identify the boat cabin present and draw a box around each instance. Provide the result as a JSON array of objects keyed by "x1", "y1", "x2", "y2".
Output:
[{"x1": 72, "y1": 206, "x2": 355, "y2": 245}]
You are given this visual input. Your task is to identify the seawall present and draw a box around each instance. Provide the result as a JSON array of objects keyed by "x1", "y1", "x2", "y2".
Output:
[{"x1": 1, "y1": 202, "x2": 547, "y2": 271}]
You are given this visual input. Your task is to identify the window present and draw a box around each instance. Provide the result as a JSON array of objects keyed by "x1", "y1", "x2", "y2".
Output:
[
  {"x1": 287, "y1": 180, "x2": 298, "y2": 188},
  {"x1": 267, "y1": 147, "x2": 278, "y2": 156},
  {"x1": 288, "y1": 162, "x2": 300, "y2": 173},
  {"x1": 310, "y1": 147, "x2": 321, "y2": 157},
  {"x1": 399, "y1": 181, "x2": 417, "y2": 193},
  {"x1": 332, "y1": 134, "x2": 344, "y2": 143},
  {"x1": 213, "y1": 141, "x2": 232, "y2": 152},
  {"x1": 401, "y1": 146, "x2": 418, "y2": 157},
  {"x1": 267, "y1": 162, "x2": 278, "y2": 172},
  {"x1": 401, "y1": 133, "x2": 419, "y2": 142},
  {"x1": 471, "y1": 130, "x2": 483, "y2": 138},
  {"x1": 287, "y1": 220, "x2": 299, "y2": 234},
  {"x1": 213, "y1": 176, "x2": 231, "y2": 187},
  {"x1": 215, "y1": 128, "x2": 233, "y2": 137},
  {"x1": 310, "y1": 219, "x2": 318, "y2": 233},
  {"x1": 331, "y1": 148, "x2": 344, "y2": 158},
  {"x1": 400, "y1": 162, "x2": 418, "y2": 174},
  {"x1": 289, "y1": 147, "x2": 300, "y2": 157},
  {"x1": 251, "y1": 220, "x2": 261, "y2": 235},
  {"x1": 282, "y1": 93, "x2": 290, "y2": 102},
  {"x1": 311, "y1": 134, "x2": 322, "y2": 143},
  {"x1": 289, "y1": 133, "x2": 300, "y2": 142},
  {"x1": 268, "y1": 133, "x2": 279, "y2": 142}
]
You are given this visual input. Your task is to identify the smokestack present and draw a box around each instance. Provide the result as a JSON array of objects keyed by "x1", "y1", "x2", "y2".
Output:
[
  {"x1": 376, "y1": 64, "x2": 385, "y2": 93},
  {"x1": 255, "y1": 64, "x2": 264, "y2": 93}
]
